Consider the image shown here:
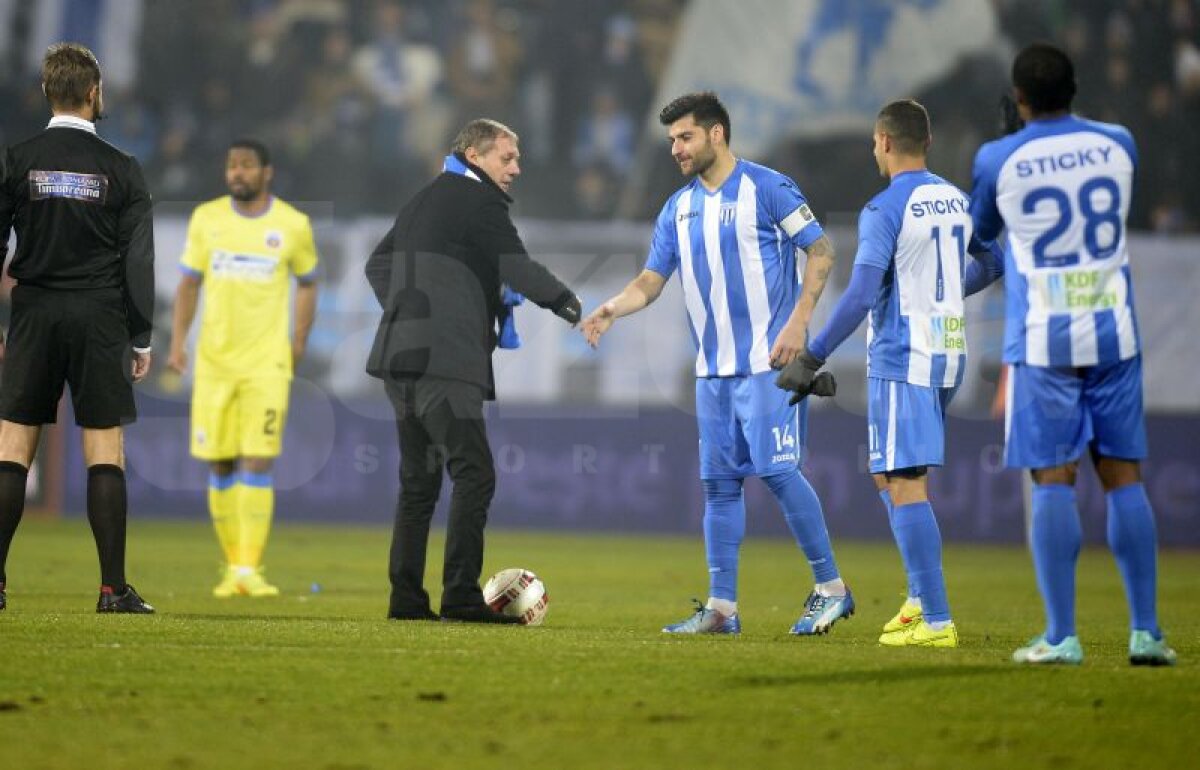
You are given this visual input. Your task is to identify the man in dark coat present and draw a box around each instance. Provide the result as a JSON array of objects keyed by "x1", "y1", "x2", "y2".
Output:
[{"x1": 366, "y1": 118, "x2": 580, "y2": 623}]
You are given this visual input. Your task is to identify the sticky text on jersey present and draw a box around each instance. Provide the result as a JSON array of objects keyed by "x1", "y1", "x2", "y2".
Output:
[{"x1": 1015, "y1": 146, "x2": 1114, "y2": 178}]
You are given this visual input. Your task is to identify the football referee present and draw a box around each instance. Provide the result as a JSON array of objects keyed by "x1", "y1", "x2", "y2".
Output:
[{"x1": 0, "y1": 43, "x2": 155, "y2": 613}]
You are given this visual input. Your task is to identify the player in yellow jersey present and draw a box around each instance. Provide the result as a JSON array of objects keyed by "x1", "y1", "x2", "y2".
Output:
[{"x1": 167, "y1": 140, "x2": 318, "y2": 597}]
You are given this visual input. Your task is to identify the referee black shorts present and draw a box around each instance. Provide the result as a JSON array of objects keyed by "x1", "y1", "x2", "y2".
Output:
[{"x1": 0, "y1": 284, "x2": 137, "y2": 428}]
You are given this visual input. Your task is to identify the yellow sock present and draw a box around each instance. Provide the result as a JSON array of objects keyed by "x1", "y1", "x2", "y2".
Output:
[
  {"x1": 208, "y1": 473, "x2": 239, "y2": 564},
  {"x1": 236, "y1": 472, "x2": 274, "y2": 568}
]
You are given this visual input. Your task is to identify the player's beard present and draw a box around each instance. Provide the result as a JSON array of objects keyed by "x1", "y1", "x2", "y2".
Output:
[
  {"x1": 229, "y1": 181, "x2": 261, "y2": 202},
  {"x1": 683, "y1": 145, "x2": 716, "y2": 178}
]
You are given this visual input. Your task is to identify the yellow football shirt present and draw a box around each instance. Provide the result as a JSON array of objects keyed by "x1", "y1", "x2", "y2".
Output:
[{"x1": 180, "y1": 196, "x2": 318, "y2": 380}]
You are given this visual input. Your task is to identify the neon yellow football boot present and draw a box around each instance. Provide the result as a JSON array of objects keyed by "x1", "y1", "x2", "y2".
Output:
[
  {"x1": 880, "y1": 619, "x2": 958, "y2": 648},
  {"x1": 882, "y1": 599, "x2": 922, "y2": 634},
  {"x1": 237, "y1": 567, "x2": 280, "y2": 598},
  {"x1": 213, "y1": 566, "x2": 240, "y2": 598}
]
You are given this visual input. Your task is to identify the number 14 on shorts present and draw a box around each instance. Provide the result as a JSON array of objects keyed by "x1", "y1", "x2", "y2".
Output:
[{"x1": 772, "y1": 424, "x2": 796, "y2": 452}]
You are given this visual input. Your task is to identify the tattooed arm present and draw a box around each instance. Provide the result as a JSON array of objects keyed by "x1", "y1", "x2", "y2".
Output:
[{"x1": 769, "y1": 234, "x2": 836, "y2": 368}]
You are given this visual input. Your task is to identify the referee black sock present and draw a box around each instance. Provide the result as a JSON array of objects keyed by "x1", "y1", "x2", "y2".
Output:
[
  {"x1": 87, "y1": 464, "x2": 127, "y2": 591},
  {"x1": 0, "y1": 461, "x2": 29, "y2": 585}
]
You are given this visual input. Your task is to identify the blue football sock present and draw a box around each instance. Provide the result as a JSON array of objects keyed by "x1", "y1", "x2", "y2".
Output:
[
  {"x1": 763, "y1": 470, "x2": 839, "y2": 584},
  {"x1": 880, "y1": 488, "x2": 919, "y2": 600},
  {"x1": 892, "y1": 502, "x2": 950, "y2": 623},
  {"x1": 1031, "y1": 484, "x2": 1081, "y2": 645},
  {"x1": 1106, "y1": 483, "x2": 1160, "y2": 637},
  {"x1": 702, "y1": 478, "x2": 745, "y2": 602}
]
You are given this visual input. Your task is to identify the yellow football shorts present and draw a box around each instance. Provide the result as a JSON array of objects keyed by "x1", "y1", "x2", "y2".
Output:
[{"x1": 190, "y1": 377, "x2": 291, "y2": 460}]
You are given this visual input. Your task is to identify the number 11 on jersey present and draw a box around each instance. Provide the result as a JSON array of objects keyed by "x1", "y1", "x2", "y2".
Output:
[{"x1": 929, "y1": 224, "x2": 966, "y2": 302}]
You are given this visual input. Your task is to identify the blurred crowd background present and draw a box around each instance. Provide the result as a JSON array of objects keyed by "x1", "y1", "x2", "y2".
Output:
[{"x1": 1, "y1": 0, "x2": 1198, "y2": 230}]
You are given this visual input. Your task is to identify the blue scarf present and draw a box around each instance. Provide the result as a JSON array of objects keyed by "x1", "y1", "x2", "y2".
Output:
[{"x1": 443, "y1": 154, "x2": 523, "y2": 349}]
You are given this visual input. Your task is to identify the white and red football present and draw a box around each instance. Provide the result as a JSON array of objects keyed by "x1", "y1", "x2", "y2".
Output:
[{"x1": 483, "y1": 568, "x2": 549, "y2": 626}]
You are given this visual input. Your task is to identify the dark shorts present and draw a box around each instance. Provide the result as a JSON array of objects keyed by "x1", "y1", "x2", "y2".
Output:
[{"x1": 0, "y1": 284, "x2": 136, "y2": 428}]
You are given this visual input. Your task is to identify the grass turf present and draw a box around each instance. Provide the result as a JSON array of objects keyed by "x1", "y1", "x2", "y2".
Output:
[{"x1": 1, "y1": 519, "x2": 1196, "y2": 769}]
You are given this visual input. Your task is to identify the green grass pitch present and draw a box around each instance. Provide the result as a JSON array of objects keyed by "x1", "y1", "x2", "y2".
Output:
[{"x1": 2, "y1": 519, "x2": 1197, "y2": 769}]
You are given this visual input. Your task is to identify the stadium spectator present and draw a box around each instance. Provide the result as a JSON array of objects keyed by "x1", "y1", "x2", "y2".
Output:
[
  {"x1": 571, "y1": 85, "x2": 636, "y2": 175},
  {"x1": 353, "y1": 0, "x2": 444, "y2": 185},
  {"x1": 446, "y1": 0, "x2": 523, "y2": 129},
  {"x1": 167, "y1": 139, "x2": 319, "y2": 599},
  {"x1": 291, "y1": 25, "x2": 374, "y2": 211},
  {"x1": 364, "y1": 118, "x2": 580, "y2": 623},
  {"x1": 0, "y1": 43, "x2": 155, "y2": 614},
  {"x1": 572, "y1": 162, "x2": 620, "y2": 220}
]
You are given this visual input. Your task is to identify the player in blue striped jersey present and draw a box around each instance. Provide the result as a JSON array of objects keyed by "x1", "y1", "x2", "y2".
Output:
[
  {"x1": 776, "y1": 99, "x2": 1004, "y2": 648},
  {"x1": 582, "y1": 92, "x2": 852, "y2": 636},
  {"x1": 970, "y1": 43, "x2": 1175, "y2": 666}
]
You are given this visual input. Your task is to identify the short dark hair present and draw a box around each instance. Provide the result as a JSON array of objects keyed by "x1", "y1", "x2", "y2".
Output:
[
  {"x1": 659, "y1": 91, "x2": 732, "y2": 145},
  {"x1": 1012, "y1": 42, "x2": 1076, "y2": 114},
  {"x1": 42, "y1": 42, "x2": 101, "y2": 109},
  {"x1": 229, "y1": 139, "x2": 271, "y2": 167},
  {"x1": 451, "y1": 118, "x2": 518, "y2": 155},
  {"x1": 876, "y1": 99, "x2": 931, "y2": 155}
]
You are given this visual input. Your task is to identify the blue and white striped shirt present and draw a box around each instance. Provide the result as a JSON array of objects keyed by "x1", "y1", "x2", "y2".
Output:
[
  {"x1": 970, "y1": 115, "x2": 1140, "y2": 367},
  {"x1": 645, "y1": 160, "x2": 823, "y2": 378},
  {"x1": 857, "y1": 170, "x2": 974, "y2": 388}
]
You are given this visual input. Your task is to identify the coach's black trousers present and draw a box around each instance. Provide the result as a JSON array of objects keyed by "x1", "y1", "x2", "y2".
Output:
[{"x1": 384, "y1": 376, "x2": 496, "y2": 615}]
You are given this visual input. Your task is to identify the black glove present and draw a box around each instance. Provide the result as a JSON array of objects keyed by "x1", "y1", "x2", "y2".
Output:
[
  {"x1": 790, "y1": 371, "x2": 837, "y2": 405},
  {"x1": 775, "y1": 350, "x2": 837, "y2": 405},
  {"x1": 774, "y1": 349, "x2": 824, "y2": 393},
  {"x1": 552, "y1": 292, "x2": 582, "y2": 325}
]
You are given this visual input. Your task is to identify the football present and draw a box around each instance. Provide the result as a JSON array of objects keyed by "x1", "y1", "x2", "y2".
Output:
[{"x1": 483, "y1": 568, "x2": 549, "y2": 626}]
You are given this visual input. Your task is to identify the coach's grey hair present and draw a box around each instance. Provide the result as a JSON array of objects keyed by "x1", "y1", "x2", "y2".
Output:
[{"x1": 451, "y1": 118, "x2": 518, "y2": 155}]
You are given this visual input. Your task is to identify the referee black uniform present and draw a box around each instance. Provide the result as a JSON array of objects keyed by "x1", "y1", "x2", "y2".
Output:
[
  {"x1": 0, "y1": 116, "x2": 155, "y2": 424},
  {"x1": 0, "y1": 112, "x2": 156, "y2": 613}
]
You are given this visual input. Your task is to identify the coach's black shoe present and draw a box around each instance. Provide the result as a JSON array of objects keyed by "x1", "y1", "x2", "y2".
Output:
[
  {"x1": 439, "y1": 604, "x2": 521, "y2": 624},
  {"x1": 388, "y1": 607, "x2": 440, "y2": 621},
  {"x1": 96, "y1": 584, "x2": 155, "y2": 614},
  {"x1": 0, "y1": 582, "x2": 6, "y2": 612}
]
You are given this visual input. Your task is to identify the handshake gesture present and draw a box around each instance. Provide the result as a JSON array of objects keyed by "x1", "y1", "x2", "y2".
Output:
[{"x1": 774, "y1": 349, "x2": 837, "y2": 405}]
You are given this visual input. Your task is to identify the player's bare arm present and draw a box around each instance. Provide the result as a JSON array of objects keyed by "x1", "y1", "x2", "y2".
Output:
[
  {"x1": 771, "y1": 234, "x2": 836, "y2": 368},
  {"x1": 292, "y1": 280, "x2": 318, "y2": 363},
  {"x1": 582, "y1": 269, "x2": 666, "y2": 348},
  {"x1": 168, "y1": 272, "x2": 202, "y2": 374}
]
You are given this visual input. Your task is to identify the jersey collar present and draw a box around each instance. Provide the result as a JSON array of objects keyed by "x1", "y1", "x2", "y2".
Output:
[
  {"x1": 890, "y1": 168, "x2": 929, "y2": 183},
  {"x1": 694, "y1": 157, "x2": 743, "y2": 197},
  {"x1": 229, "y1": 195, "x2": 275, "y2": 219},
  {"x1": 47, "y1": 115, "x2": 97, "y2": 134}
]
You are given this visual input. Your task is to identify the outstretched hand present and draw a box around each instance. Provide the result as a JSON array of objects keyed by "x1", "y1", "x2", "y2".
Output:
[{"x1": 581, "y1": 302, "x2": 617, "y2": 349}]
